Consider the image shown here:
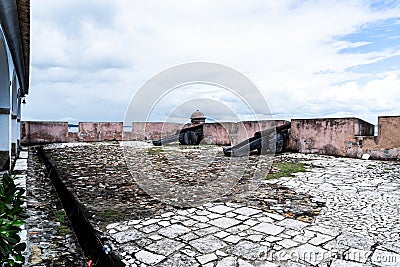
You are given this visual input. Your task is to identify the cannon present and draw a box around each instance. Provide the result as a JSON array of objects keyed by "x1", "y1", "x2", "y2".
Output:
[
  {"x1": 223, "y1": 123, "x2": 291, "y2": 157},
  {"x1": 152, "y1": 124, "x2": 204, "y2": 146}
]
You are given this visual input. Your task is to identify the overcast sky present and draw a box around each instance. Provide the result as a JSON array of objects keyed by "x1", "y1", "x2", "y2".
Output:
[{"x1": 24, "y1": 0, "x2": 400, "y2": 125}]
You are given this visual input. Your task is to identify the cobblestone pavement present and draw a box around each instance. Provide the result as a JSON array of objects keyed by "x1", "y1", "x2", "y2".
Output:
[
  {"x1": 42, "y1": 143, "x2": 400, "y2": 266},
  {"x1": 25, "y1": 147, "x2": 86, "y2": 266},
  {"x1": 43, "y1": 143, "x2": 323, "y2": 230},
  {"x1": 104, "y1": 153, "x2": 400, "y2": 267}
]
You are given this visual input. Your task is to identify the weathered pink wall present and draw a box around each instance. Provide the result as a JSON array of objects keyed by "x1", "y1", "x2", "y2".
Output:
[
  {"x1": 289, "y1": 118, "x2": 374, "y2": 157},
  {"x1": 22, "y1": 121, "x2": 124, "y2": 144},
  {"x1": 202, "y1": 123, "x2": 231, "y2": 145},
  {"x1": 241, "y1": 120, "x2": 288, "y2": 145},
  {"x1": 349, "y1": 116, "x2": 400, "y2": 159},
  {"x1": 20, "y1": 116, "x2": 400, "y2": 160},
  {"x1": 68, "y1": 132, "x2": 78, "y2": 142},
  {"x1": 202, "y1": 120, "x2": 290, "y2": 145},
  {"x1": 377, "y1": 116, "x2": 400, "y2": 148},
  {"x1": 129, "y1": 122, "x2": 183, "y2": 141},
  {"x1": 21, "y1": 121, "x2": 69, "y2": 145},
  {"x1": 122, "y1": 131, "x2": 134, "y2": 141},
  {"x1": 77, "y1": 122, "x2": 123, "y2": 141},
  {"x1": 20, "y1": 120, "x2": 290, "y2": 145}
]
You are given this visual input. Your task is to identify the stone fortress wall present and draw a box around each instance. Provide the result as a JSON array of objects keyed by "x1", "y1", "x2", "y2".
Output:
[
  {"x1": 20, "y1": 115, "x2": 400, "y2": 160},
  {"x1": 21, "y1": 121, "x2": 124, "y2": 144},
  {"x1": 289, "y1": 118, "x2": 374, "y2": 157}
]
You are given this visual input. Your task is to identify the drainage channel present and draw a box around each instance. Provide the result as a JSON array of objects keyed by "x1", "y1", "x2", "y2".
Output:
[{"x1": 37, "y1": 146, "x2": 124, "y2": 267}]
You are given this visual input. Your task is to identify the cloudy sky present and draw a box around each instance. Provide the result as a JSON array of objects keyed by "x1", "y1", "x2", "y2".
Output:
[{"x1": 24, "y1": 0, "x2": 400, "y2": 125}]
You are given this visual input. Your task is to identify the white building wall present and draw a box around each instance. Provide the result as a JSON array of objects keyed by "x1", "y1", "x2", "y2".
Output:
[
  {"x1": 0, "y1": 116, "x2": 10, "y2": 150},
  {"x1": 0, "y1": 29, "x2": 10, "y2": 151},
  {"x1": 17, "y1": 94, "x2": 21, "y2": 148},
  {"x1": 0, "y1": 24, "x2": 20, "y2": 169},
  {"x1": 11, "y1": 72, "x2": 18, "y2": 155}
]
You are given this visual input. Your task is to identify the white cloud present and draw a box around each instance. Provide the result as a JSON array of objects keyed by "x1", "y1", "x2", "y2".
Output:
[{"x1": 24, "y1": 0, "x2": 400, "y2": 125}]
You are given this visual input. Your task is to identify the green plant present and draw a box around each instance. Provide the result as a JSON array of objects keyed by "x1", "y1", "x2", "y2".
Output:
[
  {"x1": 146, "y1": 147, "x2": 164, "y2": 155},
  {"x1": 99, "y1": 208, "x2": 125, "y2": 223},
  {"x1": 267, "y1": 162, "x2": 308, "y2": 179},
  {"x1": 0, "y1": 172, "x2": 27, "y2": 266},
  {"x1": 54, "y1": 210, "x2": 73, "y2": 236},
  {"x1": 57, "y1": 225, "x2": 72, "y2": 236},
  {"x1": 54, "y1": 210, "x2": 66, "y2": 223}
]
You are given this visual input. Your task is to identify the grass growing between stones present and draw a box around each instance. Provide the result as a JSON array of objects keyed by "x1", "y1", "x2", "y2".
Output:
[
  {"x1": 54, "y1": 210, "x2": 66, "y2": 223},
  {"x1": 267, "y1": 162, "x2": 308, "y2": 179},
  {"x1": 146, "y1": 147, "x2": 165, "y2": 155},
  {"x1": 57, "y1": 225, "x2": 73, "y2": 236},
  {"x1": 54, "y1": 210, "x2": 73, "y2": 236},
  {"x1": 99, "y1": 208, "x2": 125, "y2": 223}
]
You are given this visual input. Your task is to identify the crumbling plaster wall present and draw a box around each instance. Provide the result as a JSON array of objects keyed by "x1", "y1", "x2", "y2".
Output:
[
  {"x1": 202, "y1": 120, "x2": 289, "y2": 145},
  {"x1": 20, "y1": 116, "x2": 400, "y2": 160},
  {"x1": 351, "y1": 116, "x2": 400, "y2": 160},
  {"x1": 21, "y1": 121, "x2": 69, "y2": 145},
  {"x1": 77, "y1": 122, "x2": 123, "y2": 142},
  {"x1": 129, "y1": 122, "x2": 183, "y2": 141},
  {"x1": 21, "y1": 121, "x2": 123, "y2": 144},
  {"x1": 289, "y1": 118, "x2": 374, "y2": 157}
]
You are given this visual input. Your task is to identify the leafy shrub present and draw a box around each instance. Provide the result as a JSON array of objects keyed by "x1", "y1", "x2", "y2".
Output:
[{"x1": 0, "y1": 172, "x2": 27, "y2": 266}]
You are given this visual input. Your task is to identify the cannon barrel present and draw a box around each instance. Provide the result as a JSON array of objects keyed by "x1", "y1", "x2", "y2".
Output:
[
  {"x1": 152, "y1": 124, "x2": 204, "y2": 146},
  {"x1": 223, "y1": 122, "x2": 291, "y2": 157}
]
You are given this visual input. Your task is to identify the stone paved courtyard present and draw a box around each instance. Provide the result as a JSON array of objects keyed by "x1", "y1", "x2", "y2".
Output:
[
  {"x1": 29, "y1": 142, "x2": 400, "y2": 266},
  {"x1": 103, "y1": 154, "x2": 400, "y2": 267}
]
